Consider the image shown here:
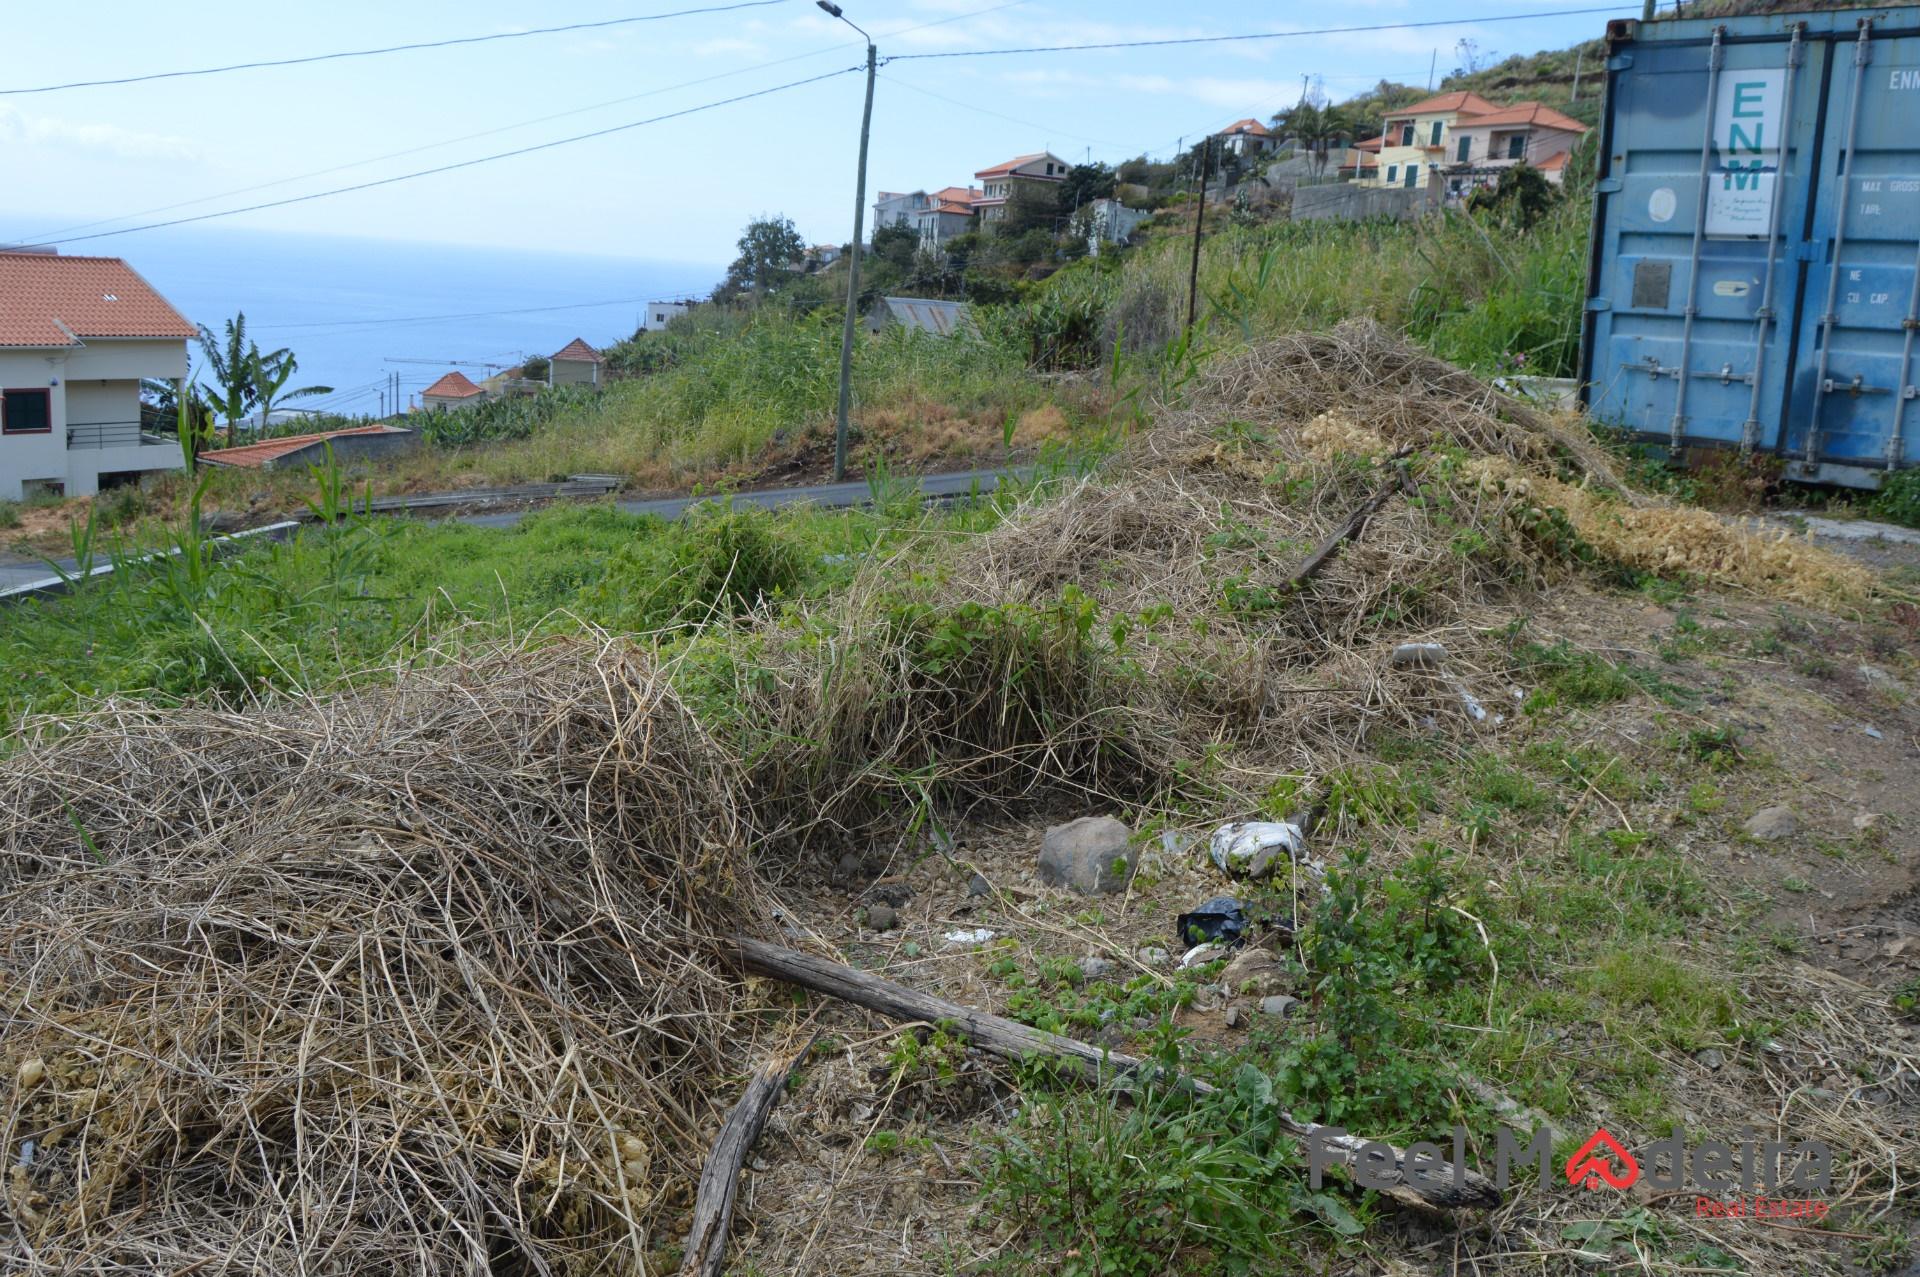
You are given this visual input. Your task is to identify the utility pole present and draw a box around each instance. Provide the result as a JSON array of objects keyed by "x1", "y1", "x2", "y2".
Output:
[
  {"x1": 1427, "y1": 49, "x2": 1438, "y2": 90},
  {"x1": 1186, "y1": 136, "x2": 1210, "y2": 330},
  {"x1": 1571, "y1": 47, "x2": 1584, "y2": 102},
  {"x1": 820, "y1": 1, "x2": 875, "y2": 484}
]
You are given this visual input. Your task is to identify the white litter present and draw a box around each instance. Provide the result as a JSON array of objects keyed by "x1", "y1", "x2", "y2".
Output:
[
  {"x1": 1179, "y1": 942, "x2": 1227, "y2": 969},
  {"x1": 1209, "y1": 821, "x2": 1320, "y2": 880},
  {"x1": 942, "y1": 928, "x2": 997, "y2": 948}
]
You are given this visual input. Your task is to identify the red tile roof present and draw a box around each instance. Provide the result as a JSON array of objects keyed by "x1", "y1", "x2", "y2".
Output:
[
  {"x1": 551, "y1": 337, "x2": 603, "y2": 364},
  {"x1": 422, "y1": 371, "x2": 484, "y2": 399},
  {"x1": 933, "y1": 185, "x2": 981, "y2": 205},
  {"x1": 1455, "y1": 101, "x2": 1588, "y2": 132},
  {"x1": 1354, "y1": 134, "x2": 1385, "y2": 153},
  {"x1": 1216, "y1": 117, "x2": 1272, "y2": 137},
  {"x1": 1537, "y1": 150, "x2": 1572, "y2": 171},
  {"x1": 0, "y1": 253, "x2": 195, "y2": 348},
  {"x1": 974, "y1": 152, "x2": 1064, "y2": 179},
  {"x1": 1384, "y1": 91, "x2": 1502, "y2": 120},
  {"x1": 199, "y1": 425, "x2": 409, "y2": 470}
]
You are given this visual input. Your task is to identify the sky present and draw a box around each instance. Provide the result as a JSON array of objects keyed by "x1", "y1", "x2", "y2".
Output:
[{"x1": 0, "y1": 0, "x2": 1626, "y2": 265}]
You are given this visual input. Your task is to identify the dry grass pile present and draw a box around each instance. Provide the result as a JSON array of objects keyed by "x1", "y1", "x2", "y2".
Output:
[
  {"x1": 704, "y1": 322, "x2": 1879, "y2": 835},
  {"x1": 0, "y1": 638, "x2": 751, "y2": 1274}
]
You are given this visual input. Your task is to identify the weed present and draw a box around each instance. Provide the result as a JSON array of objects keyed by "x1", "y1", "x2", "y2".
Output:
[{"x1": 1514, "y1": 639, "x2": 1639, "y2": 710}]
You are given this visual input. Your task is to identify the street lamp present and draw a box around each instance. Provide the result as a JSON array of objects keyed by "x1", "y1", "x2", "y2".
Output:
[{"x1": 818, "y1": 0, "x2": 876, "y2": 483}]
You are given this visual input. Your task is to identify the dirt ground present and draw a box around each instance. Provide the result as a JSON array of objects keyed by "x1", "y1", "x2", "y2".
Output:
[{"x1": 720, "y1": 564, "x2": 1920, "y2": 1276}]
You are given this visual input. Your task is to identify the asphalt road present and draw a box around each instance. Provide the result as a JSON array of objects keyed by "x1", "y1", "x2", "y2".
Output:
[{"x1": 0, "y1": 468, "x2": 1012, "y2": 597}]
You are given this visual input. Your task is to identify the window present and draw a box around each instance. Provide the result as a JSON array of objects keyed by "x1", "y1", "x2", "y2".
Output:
[
  {"x1": 1385, "y1": 164, "x2": 1399, "y2": 183},
  {"x1": 1508, "y1": 135, "x2": 1526, "y2": 160},
  {"x1": 1457, "y1": 135, "x2": 1472, "y2": 162},
  {"x1": 1, "y1": 389, "x2": 51, "y2": 435},
  {"x1": 1404, "y1": 163, "x2": 1419, "y2": 188},
  {"x1": 1399, "y1": 122, "x2": 1414, "y2": 146},
  {"x1": 1430, "y1": 120, "x2": 1443, "y2": 146}
]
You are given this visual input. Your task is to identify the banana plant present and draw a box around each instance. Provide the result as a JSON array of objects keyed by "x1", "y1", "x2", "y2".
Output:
[
  {"x1": 248, "y1": 349, "x2": 331, "y2": 437},
  {"x1": 196, "y1": 314, "x2": 257, "y2": 445}
]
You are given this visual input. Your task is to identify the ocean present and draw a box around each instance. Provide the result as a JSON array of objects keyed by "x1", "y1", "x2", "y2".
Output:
[{"x1": 83, "y1": 225, "x2": 720, "y2": 418}]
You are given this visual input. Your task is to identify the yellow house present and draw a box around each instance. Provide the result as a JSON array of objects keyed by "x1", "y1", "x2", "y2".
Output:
[{"x1": 1360, "y1": 91, "x2": 1500, "y2": 191}]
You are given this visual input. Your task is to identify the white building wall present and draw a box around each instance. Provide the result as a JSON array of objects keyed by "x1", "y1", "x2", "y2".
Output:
[
  {"x1": 642, "y1": 301, "x2": 690, "y2": 331},
  {"x1": 0, "y1": 341, "x2": 186, "y2": 501}
]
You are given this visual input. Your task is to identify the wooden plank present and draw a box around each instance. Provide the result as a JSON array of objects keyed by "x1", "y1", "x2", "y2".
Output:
[
  {"x1": 727, "y1": 937, "x2": 1498, "y2": 1211},
  {"x1": 679, "y1": 1036, "x2": 814, "y2": 1277}
]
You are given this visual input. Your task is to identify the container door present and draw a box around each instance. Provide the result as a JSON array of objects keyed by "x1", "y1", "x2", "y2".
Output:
[
  {"x1": 1783, "y1": 21, "x2": 1920, "y2": 474},
  {"x1": 1585, "y1": 27, "x2": 1824, "y2": 455}
]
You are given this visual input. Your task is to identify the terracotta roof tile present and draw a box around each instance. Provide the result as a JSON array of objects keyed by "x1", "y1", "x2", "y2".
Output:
[
  {"x1": 1384, "y1": 91, "x2": 1502, "y2": 120},
  {"x1": 1537, "y1": 150, "x2": 1571, "y2": 171},
  {"x1": 199, "y1": 425, "x2": 408, "y2": 470},
  {"x1": 422, "y1": 371, "x2": 484, "y2": 399},
  {"x1": 1455, "y1": 101, "x2": 1587, "y2": 132},
  {"x1": 1216, "y1": 117, "x2": 1272, "y2": 136},
  {"x1": 550, "y1": 337, "x2": 603, "y2": 364},
  {"x1": 974, "y1": 152, "x2": 1064, "y2": 179},
  {"x1": 0, "y1": 253, "x2": 195, "y2": 348}
]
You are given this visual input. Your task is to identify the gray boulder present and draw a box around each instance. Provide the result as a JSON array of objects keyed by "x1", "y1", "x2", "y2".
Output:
[
  {"x1": 1038, "y1": 816, "x2": 1136, "y2": 894},
  {"x1": 1743, "y1": 806, "x2": 1799, "y2": 841}
]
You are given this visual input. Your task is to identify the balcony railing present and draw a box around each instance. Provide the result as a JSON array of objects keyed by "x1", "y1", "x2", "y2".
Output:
[{"x1": 67, "y1": 420, "x2": 167, "y2": 450}]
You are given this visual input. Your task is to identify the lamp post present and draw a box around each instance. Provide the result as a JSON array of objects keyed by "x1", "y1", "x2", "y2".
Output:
[{"x1": 819, "y1": 0, "x2": 875, "y2": 483}]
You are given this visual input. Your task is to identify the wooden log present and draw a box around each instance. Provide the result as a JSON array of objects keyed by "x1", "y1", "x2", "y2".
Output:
[
  {"x1": 727, "y1": 937, "x2": 1498, "y2": 1211},
  {"x1": 679, "y1": 1035, "x2": 814, "y2": 1277},
  {"x1": 1285, "y1": 452, "x2": 1419, "y2": 592}
]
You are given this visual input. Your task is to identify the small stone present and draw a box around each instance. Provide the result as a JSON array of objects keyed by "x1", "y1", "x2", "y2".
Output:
[
  {"x1": 16, "y1": 1058, "x2": 45, "y2": 1089},
  {"x1": 1222, "y1": 948, "x2": 1282, "y2": 994},
  {"x1": 1038, "y1": 816, "x2": 1136, "y2": 895},
  {"x1": 1854, "y1": 812, "x2": 1883, "y2": 832},
  {"x1": 1743, "y1": 806, "x2": 1799, "y2": 841},
  {"x1": 833, "y1": 851, "x2": 864, "y2": 884},
  {"x1": 1857, "y1": 664, "x2": 1893, "y2": 685},
  {"x1": 868, "y1": 878, "x2": 912, "y2": 907},
  {"x1": 866, "y1": 904, "x2": 898, "y2": 932},
  {"x1": 1695, "y1": 1047, "x2": 1725, "y2": 1071},
  {"x1": 1080, "y1": 956, "x2": 1114, "y2": 980},
  {"x1": 1224, "y1": 1006, "x2": 1242, "y2": 1030},
  {"x1": 1862, "y1": 725, "x2": 1885, "y2": 740},
  {"x1": 1259, "y1": 995, "x2": 1299, "y2": 1018},
  {"x1": 966, "y1": 873, "x2": 991, "y2": 898},
  {"x1": 1391, "y1": 642, "x2": 1448, "y2": 669},
  {"x1": 1137, "y1": 946, "x2": 1170, "y2": 966}
]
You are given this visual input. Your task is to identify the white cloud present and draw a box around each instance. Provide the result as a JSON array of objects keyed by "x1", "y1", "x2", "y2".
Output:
[{"x1": 0, "y1": 105, "x2": 201, "y2": 163}]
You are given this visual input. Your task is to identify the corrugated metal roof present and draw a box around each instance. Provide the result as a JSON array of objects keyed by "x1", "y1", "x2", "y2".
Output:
[{"x1": 872, "y1": 297, "x2": 975, "y2": 337}]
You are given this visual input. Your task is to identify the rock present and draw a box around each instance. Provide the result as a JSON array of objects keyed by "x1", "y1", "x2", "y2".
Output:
[
  {"x1": 1854, "y1": 812, "x2": 1883, "y2": 833},
  {"x1": 867, "y1": 878, "x2": 912, "y2": 907},
  {"x1": 966, "y1": 873, "x2": 991, "y2": 898},
  {"x1": 1743, "y1": 806, "x2": 1799, "y2": 841},
  {"x1": 16, "y1": 1058, "x2": 45, "y2": 1089},
  {"x1": 1137, "y1": 946, "x2": 1170, "y2": 966},
  {"x1": 1857, "y1": 664, "x2": 1893, "y2": 685},
  {"x1": 1695, "y1": 1047, "x2": 1724, "y2": 1071},
  {"x1": 1038, "y1": 816, "x2": 1136, "y2": 895},
  {"x1": 1862, "y1": 725, "x2": 1884, "y2": 740},
  {"x1": 833, "y1": 851, "x2": 864, "y2": 884},
  {"x1": 1222, "y1": 948, "x2": 1282, "y2": 994},
  {"x1": 866, "y1": 904, "x2": 898, "y2": 932},
  {"x1": 1224, "y1": 1006, "x2": 1242, "y2": 1030},
  {"x1": 1081, "y1": 956, "x2": 1114, "y2": 981},
  {"x1": 1258, "y1": 995, "x2": 1299, "y2": 1019}
]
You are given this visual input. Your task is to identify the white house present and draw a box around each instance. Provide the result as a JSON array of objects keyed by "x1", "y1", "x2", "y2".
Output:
[
  {"x1": 1084, "y1": 198, "x2": 1148, "y2": 254},
  {"x1": 971, "y1": 153, "x2": 1070, "y2": 225},
  {"x1": 548, "y1": 337, "x2": 603, "y2": 387},
  {"x1": 641, "y1": 300, "x2": 690, "y2": 331},
  {"x1": 420, "y1": 370, "x2": 486, "y2": 410},
  {"x1": 0, "y1": 251, "x2": 194, "y2": 502}
]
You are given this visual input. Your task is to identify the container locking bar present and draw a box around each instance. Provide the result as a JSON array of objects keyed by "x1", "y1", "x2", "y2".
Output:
[
  {"x1": 1670, "y1": 26, "x2": 1726, "y2": 452},
  {"x1": 1805, "y1": 20, "x2": 1874, "y2": 471},
  {"x1": 1819, "y1": 373, "x2": 1889, "y2": 396},
  {"x1": 1740, "y1": 24, "x2": 1803, "y2": 455}
]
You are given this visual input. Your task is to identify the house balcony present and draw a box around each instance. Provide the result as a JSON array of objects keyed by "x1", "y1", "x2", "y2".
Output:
[{"x1": 67, "y1": 420, "x2": 174, "y2": 450}]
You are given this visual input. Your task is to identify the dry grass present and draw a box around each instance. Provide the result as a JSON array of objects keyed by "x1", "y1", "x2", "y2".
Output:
[{"x1": 0, "y1": 637, "x2": 756, "y2": 1274}]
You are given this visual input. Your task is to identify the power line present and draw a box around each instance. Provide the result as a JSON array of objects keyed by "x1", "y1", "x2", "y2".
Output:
[
  {"x1": 873, "y1": 73, "x2": 1129, "y2": 148},
  {"x1": 11, "y1": 0, "x2": 1033, "y2": 245},
  {"x1": 886, "y1": 7, "x2": 1634, "y2": 60},
  {"x1": 27, "y1": 66, "x2": 861, "y2": 247},
  {"x1": 0, "y1": 0, "x2": 790, "y2": 96},
  {"x1": 252, "y1": 297, "x2": 677, "y2": 334}
]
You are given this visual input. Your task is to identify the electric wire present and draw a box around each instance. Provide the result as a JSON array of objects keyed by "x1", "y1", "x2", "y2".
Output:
[{"x1": 0, "y1": 0, "x2": 791, "y2": 96}]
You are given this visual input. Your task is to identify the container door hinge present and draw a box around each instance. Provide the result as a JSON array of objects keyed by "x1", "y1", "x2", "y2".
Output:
[
  {"x1": 1595, "y1": 177, "x2": 1624, "y2": 194},
  {"x1": 1585, "y1": 297, "x2": 1612, "y2": 313},
  {"x1": 1792, "y1": 240, "x2": 1822, "y2": 263},
  {"x1": 1608, "y1": 53, "x2": 1635, "y2": 70}
]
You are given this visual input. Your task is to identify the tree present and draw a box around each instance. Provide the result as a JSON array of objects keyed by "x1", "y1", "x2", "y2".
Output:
[
  {"x1": 720, "y1": 215, "x2": 806, "y2": 302},
  {"x1": 196, "y1": 314, "x2": 258, "y2": 444},
  {"x1": 1000, "y1": 181, "x2": 1063, "y2": 236},
  {"x1": 1060, "y1": 162, "x2": 1116, "y2": 211},
  {"x1": 1274, "y1": 101, "x2": 1350, "y2": 176},
  {"x1": 1468, "y1": 162, "x2": 1558, "y2": 229},
  {"x1": 248, "y1": 349, "x2": 332, "y2": 434}
]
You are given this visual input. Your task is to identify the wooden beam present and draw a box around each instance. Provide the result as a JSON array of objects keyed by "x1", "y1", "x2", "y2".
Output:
[
  {"x1": 726, "y1": 937, "x2": 1498, "y2": 1211},
  {"x1": 679, "y1": 1035, "x2": 814, "y2": 1277}
]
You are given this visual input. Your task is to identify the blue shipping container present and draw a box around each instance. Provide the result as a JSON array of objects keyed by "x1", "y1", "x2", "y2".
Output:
[{"x1": 1580, "y1": 5, "x2": 1920, "y2": 487}]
